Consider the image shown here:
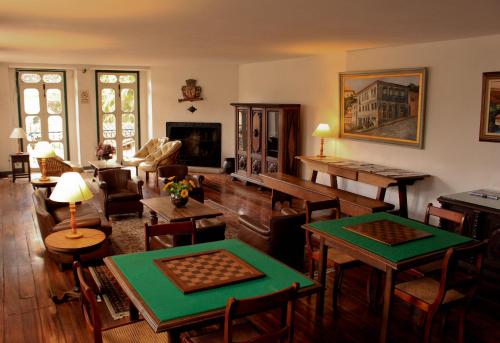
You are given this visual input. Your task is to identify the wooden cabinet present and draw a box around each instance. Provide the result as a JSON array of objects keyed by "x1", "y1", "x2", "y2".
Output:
[{"x1": 231, "y1": 103, "x2": 300, "y2": 185}]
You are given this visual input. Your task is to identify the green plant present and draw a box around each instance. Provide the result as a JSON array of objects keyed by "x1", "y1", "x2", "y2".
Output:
[{"x1": 162, "y1": 177, "x2": 194, "y2": 198}]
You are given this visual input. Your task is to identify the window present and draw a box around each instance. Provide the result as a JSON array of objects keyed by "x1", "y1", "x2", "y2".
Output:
[
  {"x1": 96, "y1": 71, "x2": 140, "y2": 162},
  {"x1": 17, "y1": 70, "x2": 68, "y2": 167}
]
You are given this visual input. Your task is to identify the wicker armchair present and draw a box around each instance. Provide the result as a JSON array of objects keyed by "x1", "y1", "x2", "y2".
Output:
[
  {"x1": 37, "y1": 156, "x2": 84, "y2": 177},
  {"x1": 122, "y1": 137, "x2": 169, "y2": 174},
  {"x1": 138, "y1": 140, "x2": 182, "y2": 187}
]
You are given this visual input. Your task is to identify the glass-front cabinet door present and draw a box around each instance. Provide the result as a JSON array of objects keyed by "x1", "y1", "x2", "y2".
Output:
[
  {"x1": 250, "y1": 109, "x2": 263, "y2": 175},
  {"x1": 237, "y1": 108, "x2": 248, "y2": 173},
  {"x1": 17, "y1": 70, "x2": 68, "y2": 167},
  {"x1": 266, "y1": 109, "x2": 280, "y2": 173}
]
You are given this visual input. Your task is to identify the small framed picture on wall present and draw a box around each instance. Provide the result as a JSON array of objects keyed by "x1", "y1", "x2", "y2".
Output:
[{"x1": 479, "y1": 72, "x2": 500, "y2": 142}]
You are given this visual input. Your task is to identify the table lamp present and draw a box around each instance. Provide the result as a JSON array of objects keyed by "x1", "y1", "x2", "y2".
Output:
[
  {"x1": 50, "y1": 172, "x2": 94, "y2": 239},
  {"x1": 9, "y1": 128, "x2": 26, "y2": 154},
  {"x1": 312, "y1": 123, "x2": 332, "y2": 157},
  {"x1": 33, "y1": 141, "x2": 57, "y2": 181}
]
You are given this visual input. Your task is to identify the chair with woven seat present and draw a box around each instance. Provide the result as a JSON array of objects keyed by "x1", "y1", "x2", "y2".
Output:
[
  {"x1": 37, "y1": 156, "x2": 84, "y2": 176},
  {"x1": 394, "y1": 240, "x2": 487, "y2": 343},
  {"x1": 74, "y1": 261, "x2": 167, "y2": 343},
  {"x1": 122, "y1": 137, "x2": 169, "y2": 175},
  {"x1": 181, "y1": 282, "x2": 299, "y2": 343},
  {"x1": 138, "y1": 140, "x2": 182, "y2": 187},
  {"x1": 303, "y1": 199, "x2": 360, "y2": 311},
  {"x1": 410, "y1": 203, "x2": 465, "y2": 276},
  {"x1": 144, "y1": 220, "x2": 197, "y2": 251}
]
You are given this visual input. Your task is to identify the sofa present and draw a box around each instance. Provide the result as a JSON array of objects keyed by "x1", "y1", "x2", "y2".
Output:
[
  {"x1": 122, "y1": 137, "x2": 169, "y2": 174},
  {"x1": 32, "y1": 189, "x2": 112, "y2": 268},
  {"x1": 237, "y1": 212, "x2": 306, "y2": 270}
]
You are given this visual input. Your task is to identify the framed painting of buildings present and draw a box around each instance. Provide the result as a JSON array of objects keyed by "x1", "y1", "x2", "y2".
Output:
[
  {"x1": 479, "y1": 72, "x2": 500, "y2": 142},
  {"x1": 339, "y1": 68, "x2": 427, "y2": 148}
]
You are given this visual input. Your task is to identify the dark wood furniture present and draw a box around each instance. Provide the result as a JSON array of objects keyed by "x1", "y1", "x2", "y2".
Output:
[
  {"x1": 394, "y1": 241, "x2": 487, "y2": 343},
  {"x1": 296, "y1": 155, "x2": 429, "y2": 217},
  {"x1": 144, "y1": 221, "x2": 197, "y2": 251},
  {"x1": 31, "y1": 176, "x2": 59, "y2": 196},
  {"x1": 182, "y1": 283, "x2": 299, "y2": 343},
  {"x1": 74, "y1": 262, "x2": 167, "y2": 342},
  {"x1": 44, "y1": 228, "x2": 106, "y2": 303},
  {"x1": 10, "y1": 153, "x2": 30, "y2": 182},
  {"x1": 260, "y1": 172, "x2": 394, "y2": 216},
  {"x1": 438, "y1": 191, "x2": 500, "y2": 301},
  {"x1": 98, "y1": 169, "x2": 144, "y2": 219},
  {"x1": 303, "y1": 212, "x2": 473, "y2": 343},
  {"x1": 230, "y1": 103, "x2": 300, "y2": 186},
  {"x1": 104, "y1": 239, "x2": 320, "y2": 343},
  {"x1": 88, "y1": 159, "x2": 122, "y2": 181},
  {"x1": 304, "y1": 199, "x2": 360, "y2": 312},
  {"x1": 141, "y1": 196, "x2": 222, "y2": 224}
]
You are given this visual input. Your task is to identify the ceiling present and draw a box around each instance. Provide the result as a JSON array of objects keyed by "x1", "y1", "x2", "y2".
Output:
[{"x1": 1, "y1": 0, "x2": 500, "y2": 66}]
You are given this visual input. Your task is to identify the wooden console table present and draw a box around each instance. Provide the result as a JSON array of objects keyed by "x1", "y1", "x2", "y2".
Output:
[{"x1": 297, "y1": 156, "x2": 429, "y2": 218}]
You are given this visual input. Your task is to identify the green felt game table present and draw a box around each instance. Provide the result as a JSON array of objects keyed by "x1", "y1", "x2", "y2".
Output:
[
  {"x1": 104, "y1": 239, "x2": 320, "y2": 342},
  {"x1": 303, "y1": 212, "x2": 474, "y2": 343}
]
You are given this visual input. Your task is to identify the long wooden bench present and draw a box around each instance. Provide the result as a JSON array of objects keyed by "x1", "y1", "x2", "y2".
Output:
[{"x1": 260, "y1": 172, "x2": 394, "y2": 217}]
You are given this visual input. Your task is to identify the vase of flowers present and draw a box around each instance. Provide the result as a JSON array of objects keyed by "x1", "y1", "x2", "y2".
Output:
[
  {"x1": 163, "y1": 176, "x2": 195, "y2": 208},
  {"x1": 96, "y1": 143, "x2": 116, "y2": 160}
]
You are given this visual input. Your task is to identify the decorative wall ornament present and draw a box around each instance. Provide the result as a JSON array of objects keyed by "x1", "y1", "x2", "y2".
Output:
[
  {"x1": 187, "y1": 106, "x2": 197, "y2": 113},
  {"x1": 339, "y1": 68, "x2": 427, "y2": 149},
  {"x1": 178, "y1": 79, "x2": 203, "y2": 102},
  {"x1": 80, "y1": 90, "x2": 90, "y2": 104}
]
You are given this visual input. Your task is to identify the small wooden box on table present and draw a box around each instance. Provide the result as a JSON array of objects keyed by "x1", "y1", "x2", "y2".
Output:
[
  {"x1": 296, "y1": 156, "x2": 429, "y2": 217},
  {"x1": 10, "y1": 152, "x2": 31, "y2": 182}
]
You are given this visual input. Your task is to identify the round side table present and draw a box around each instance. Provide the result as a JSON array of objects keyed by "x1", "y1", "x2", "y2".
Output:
[
  {"x1": 31, "y1": 176, "x2": 60, "y2": 196},
  {"x1": 45, "y1": 228, "x2": 106, "y2": 304}
]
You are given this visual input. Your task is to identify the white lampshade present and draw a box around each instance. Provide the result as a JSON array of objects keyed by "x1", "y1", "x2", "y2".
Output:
[
  {"x1": 9, "y1": 128, "x2": 26, "y2": 139},
  {"x1": 312, "y1": 123, "x2": 332, "y2": 138},
  {"x1": 50, "y1": 172, "x2": 93, "y2": 203},
  {"x1": 33, "y1": 141, "x2": 57, "y2": 158}
]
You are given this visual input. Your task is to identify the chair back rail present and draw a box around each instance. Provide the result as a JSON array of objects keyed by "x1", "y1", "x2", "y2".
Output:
[
  {"x1": 424, "y1": 203, "x2": 465, "y2": 235},
  {"x1": 304, "y1": 199, "x2": 341, "y2": 253},
  {"x1": 144, "y1": 220, "x2": 197, "y2": 251}
]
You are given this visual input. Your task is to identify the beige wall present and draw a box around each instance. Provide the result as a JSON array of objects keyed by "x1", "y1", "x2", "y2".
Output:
[
  {"x1": 151, "y1": 63, "x2": 239, "y2": 165},
  {"x1": 238, "y1": 35, "x2": 500, "y2": 219}
]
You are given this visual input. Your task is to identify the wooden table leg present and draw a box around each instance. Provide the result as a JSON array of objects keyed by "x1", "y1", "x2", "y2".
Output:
[
  {"x1": 316, "y1": 237, "x2": 328, "y2": 315},
  {"x1": 150, "y1": 210, "x2": 158, "y2": 225},
  {"x1": 397, "y1": 184, "x2": 408, "y2": 218},
  {"x1": 330, "y1": 175, "x2": 338, "y2": 189},
  {"x1": 376, "y1": 187, "x2": 386, "y2": 201},
  {"x1": 311, "y1": 170, "x2": 318, "y2": 183},
  {"x1": 129, "y1": 300, "x2": 139, "y2": 320},
  {"x1": 380, "y1": 267, "x2": 395, "y2": 343},
  {"x1": 167, "y1": 330, "x2": 181, "y2": 343}
]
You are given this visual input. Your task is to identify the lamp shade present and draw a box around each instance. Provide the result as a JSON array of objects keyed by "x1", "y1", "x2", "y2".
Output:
[
  {"x1": 312, "y1": 123, "x2": 332, "y2": 138},
  {"x1": 50, "y1": 172, "x2": 93, "y2": 203},
  {"x1": 9, "y1": 128, "x2": 26, "y2": 139},
  {"x1": 33, "y1": 141, "x2": 57, "y2": 158}
]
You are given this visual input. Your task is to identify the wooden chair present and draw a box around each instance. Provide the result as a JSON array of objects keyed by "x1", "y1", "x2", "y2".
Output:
[
  {"x1": 411, "y1": 203, "x2": 466, "y2": 276},
  {"x1": 74, "y1": 261, "x2": 167, "y2": 343},
  {"x1": 144, "y1": 220, "x2": 197, "y2": 251},
  {"x1": 304, "y1": 199, "x2": 360, "y2": 311},
  {"x1": 181, "y1": 282, "x2": 299, "y2": 343},
  {"x1": 394, "y1": 240, "x2": 487, "y2": 343}
]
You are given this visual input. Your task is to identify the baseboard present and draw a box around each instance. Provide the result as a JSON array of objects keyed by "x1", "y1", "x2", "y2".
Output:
[
  {"x1": 0, "y1": 171, "x2": 11, "y2": 178},
  {"x1": 188, "y1": 166, "x2": 224, "y2": 174}
]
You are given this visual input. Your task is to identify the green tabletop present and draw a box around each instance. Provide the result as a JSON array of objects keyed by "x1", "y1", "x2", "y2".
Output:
[
  {"x1": 109, "y1": 239, "x2": 315, "y2": 323},
  {"x1": 308, "y1": 212, "x2": 472, "y2": 263}
]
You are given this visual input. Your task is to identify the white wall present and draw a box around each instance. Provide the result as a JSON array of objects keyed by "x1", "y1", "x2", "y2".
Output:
[
  {"x1": 238, "y1": 35, "x2": 500, "y2": 219},
  {"x1": 151, "y1": 63, "x2": 239, "y2": 165}
]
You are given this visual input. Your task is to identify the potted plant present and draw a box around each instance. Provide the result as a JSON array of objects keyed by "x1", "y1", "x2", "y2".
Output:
[
  {"x1": 163, "y1": 176, "x2": 195, "y2": 207},
  {"x1": 96, "y1": 143, "x2": 116, "y2": 160}
]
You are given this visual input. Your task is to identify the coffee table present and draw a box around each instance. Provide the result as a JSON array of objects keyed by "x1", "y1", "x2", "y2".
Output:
[
  {"x1": 88, "y1": 160, "x2": 122, "y2": 181},
  {"x1": 45, "y1": 228, "x2": 106, "y2": 304},
  {"x1": 31, "y1": 176, "x2": 59, "y2": 196},
  {"x1": 141, "y1": 197, "x2": 223, "y2": 224}
]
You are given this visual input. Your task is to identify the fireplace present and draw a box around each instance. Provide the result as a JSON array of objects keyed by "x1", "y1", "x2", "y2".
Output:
[{"x1": 166, "y1": 122, "x2": 222, "y2": 167}]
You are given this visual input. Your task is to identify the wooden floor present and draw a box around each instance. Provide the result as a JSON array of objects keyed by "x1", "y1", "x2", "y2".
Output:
[{"x1": 1, "y1": 173, "x2": 499, "y2": 342}]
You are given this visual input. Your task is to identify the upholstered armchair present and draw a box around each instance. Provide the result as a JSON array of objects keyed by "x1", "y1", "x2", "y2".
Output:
[
  {"x1": 122, "y1": 137, "x2": 169, "y2": 174},
  {"x1": 138, "y1": 140, "x2": 182, "y2": 187},
  {"x1": 237, "y1": 212, "x2": 306, "y2": 270},
  {"x1": 37, "y1": 156, "x2": 84, "y2": 176},
  {"x1": 32, "y1": 189, "x2": 112, "y2": 268},
  {"x1": 98, "y1": 169, "x2": 144, "y2": 219},
  {"x1": 157, "y1": 164, "x2": 204, "y2": 203}
]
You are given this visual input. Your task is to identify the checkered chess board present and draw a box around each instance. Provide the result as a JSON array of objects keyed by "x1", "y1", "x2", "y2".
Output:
[{"x1": 154, "y1": 249, "x2": 265, "y2": 294}]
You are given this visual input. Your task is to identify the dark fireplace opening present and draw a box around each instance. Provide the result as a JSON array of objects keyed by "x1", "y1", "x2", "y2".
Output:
[{"x1": 166, "y1": 122, "x2": 222, "y2": 168}]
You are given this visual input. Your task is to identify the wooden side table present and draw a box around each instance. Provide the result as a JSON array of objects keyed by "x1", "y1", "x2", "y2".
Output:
[
  {"x1": 31, "y1": 177, "x2": 59, "y2": 196},
  {"x1": 44, "y1": 228, "x2": 106, "y2": 304},
  {"x1": 10, "y1": 153, "x2": 31, "y2": 182}
]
